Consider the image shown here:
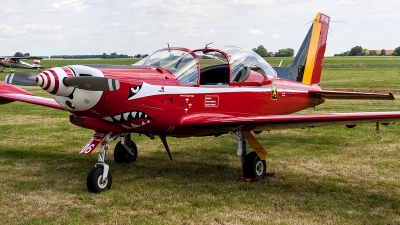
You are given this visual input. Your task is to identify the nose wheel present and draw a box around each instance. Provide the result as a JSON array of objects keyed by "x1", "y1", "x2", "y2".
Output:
[
  {"x1": 87, "y1": 165, "x2": 112, "y2": 193},
  {"x1": 85, "y1": 133, "x2": 138, "y2": 193},
  {"x1": 85, "y1": 133, "x2": 117, "y2": 193}
]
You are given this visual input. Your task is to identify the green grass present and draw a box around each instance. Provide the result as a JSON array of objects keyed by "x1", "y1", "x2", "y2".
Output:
[
  {"x1": 321, "y1": 69, "x2": 400, "y2": 91},
  {"x1": 1, "y1": 58, "x2": 400, "y2": 224}
]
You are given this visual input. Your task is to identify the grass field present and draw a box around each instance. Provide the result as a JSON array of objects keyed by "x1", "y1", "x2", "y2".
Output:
[{"x1": 0, "y1": 57, "x2": 400, "y2": 224}]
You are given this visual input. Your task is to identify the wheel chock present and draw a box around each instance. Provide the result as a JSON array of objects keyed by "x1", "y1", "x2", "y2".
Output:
[{"x1": 239, "y1": 172, "x2": 276, "y2": 182}]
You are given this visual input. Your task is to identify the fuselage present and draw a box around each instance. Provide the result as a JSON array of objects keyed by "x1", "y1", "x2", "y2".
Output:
[
  {"x1": 0, "y1": 59, "x2": 38, "y2": 69},
  {"x1": 39, "y1": 65, "x2": 324, "y2": 136},
  {"x1": 97, "y1": 67, "x2": 324, "y2": 136},
  {"x1": 36, "y1": 46, "x2": 326, "y2": 136}
]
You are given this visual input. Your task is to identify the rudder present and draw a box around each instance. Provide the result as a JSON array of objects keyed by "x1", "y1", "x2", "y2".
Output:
[{"x1": 273, "y1": 12, "x2": 330, "y2": 85}]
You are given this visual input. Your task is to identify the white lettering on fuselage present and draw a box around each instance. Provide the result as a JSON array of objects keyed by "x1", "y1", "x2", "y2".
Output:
[{"x1": 204, "y1": 95, "x2": 219, "y2": 108}]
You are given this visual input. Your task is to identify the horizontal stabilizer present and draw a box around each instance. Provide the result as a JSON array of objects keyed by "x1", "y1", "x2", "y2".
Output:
[
  {"x1": 5, "y1": 73, "x2": 38, "y2": 86},
  {"x1": 309, "y1": 90, "x2": 394, "y2": 100}
]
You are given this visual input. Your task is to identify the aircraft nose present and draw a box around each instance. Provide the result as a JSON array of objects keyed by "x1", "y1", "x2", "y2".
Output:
[{"x1": 36, "y1": 68, "x2": 74, "y2": 96}]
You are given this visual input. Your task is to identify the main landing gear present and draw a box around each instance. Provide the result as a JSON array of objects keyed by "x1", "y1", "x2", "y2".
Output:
[
  {"x1": 85, "y1": 130, "x2": 270, "y2": 192},
  {"x1": 86, "y1": 133, "x2": 138, "y2": 193},
  {"x1": 231, "y1": 130, "x2": 271, "y2": 180}
]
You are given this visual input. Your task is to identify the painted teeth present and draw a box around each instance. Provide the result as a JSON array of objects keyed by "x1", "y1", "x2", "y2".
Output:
[
  {"x1": 121, "y1": 122, "x2": 149, "y2": 129},
  {"x1": 131, "y1": 123, "x2": 141, "y2": 128},
  {"x1": 114, "y1": 115, "x2": 121, "y2": 121},
  {"x1": 102, "y1": 110, "x2": 153, "y2": 123},
  {"x1": 123, "y1": 112, "x2": 130, "y2": 121}
]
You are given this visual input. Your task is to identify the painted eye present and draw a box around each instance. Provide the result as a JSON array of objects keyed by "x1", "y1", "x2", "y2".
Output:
[
  {"x1": 131, "y1": 86, "x2": 140, "y2": 94},
  {"x1": 128, "y1": 84, "x2": 142, "y2": 100}
]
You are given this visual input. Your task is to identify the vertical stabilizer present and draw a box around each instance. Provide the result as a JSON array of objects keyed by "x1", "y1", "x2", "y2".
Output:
[
  {"x1": 273, "y1": 12, "x2": 330, "y2": 85},
  {"x1": 33, "y1": 60, "x2": 41, "y2": 68}
]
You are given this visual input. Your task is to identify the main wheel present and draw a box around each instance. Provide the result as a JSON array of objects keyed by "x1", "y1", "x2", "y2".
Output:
[
  {"x1": 242, "y1": 151, "x2": 266, "y2": 178},
  {"x1": 114, "y1": 140, "x2": 137, "y2": 163},
  {"x1": 87, "y1": 166, "x2": 112, "y2": 193}
]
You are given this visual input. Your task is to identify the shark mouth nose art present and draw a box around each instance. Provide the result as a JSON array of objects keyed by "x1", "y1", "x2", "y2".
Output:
[{"x1": 102, "y1": 110, "x2": 154, "y2": 129}]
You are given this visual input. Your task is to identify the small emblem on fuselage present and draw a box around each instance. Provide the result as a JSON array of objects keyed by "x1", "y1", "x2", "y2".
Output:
[{"x1": 271, "y1": 83, "x2": 278, "y2": 100}]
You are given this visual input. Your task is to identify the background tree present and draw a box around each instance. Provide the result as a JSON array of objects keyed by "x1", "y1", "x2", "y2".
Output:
[
  {"x1": 102, "y1": 53, "x2": 108, "y2": 59},
  {"x1": 361, "y1": 48, "x2": 368, "y2": 56},
  {"x1": 380, "y1": 49, "x2": 386, "y2": 56},
  {"x1": 349, "y1": 46, "x2": 363, "y2": 56},
  {"x1": 14, "y1": 52, "x2": 23, "y2": 57},
  {"x1": 109, "y1": 52, "x2": 118, "y2": 58},
  {"x1": 142, "y1": 54, "x2": 149, "y2": 58},
  {"x1": 334, "y1": 51, "x2": 350, "y2": 56},
  {"x1": 275, "y1": 48, "x2": 295, "y2": 57},
  {"x1": 134, "y1": 54, "x2": 142, "y2": 58},
  {"x1": 368, "y1": 50, "x2": 377, "y2": 56},
  {"x1": 252, "y1": 45, "x2": 268, "y2": 57},
  {"x1": 393, "y1": 46, "x2": 400, "y2": 56},
  {"x1": 23, "y1": 53, "x2": 30, "y2": 57}
]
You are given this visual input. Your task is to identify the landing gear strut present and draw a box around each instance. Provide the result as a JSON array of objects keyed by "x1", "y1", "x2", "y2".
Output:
[
  {"x1": 86, "y1": 133, "x2": 139, "y2": 192},
  {"x1": 231, "y1": 130, "x2": 269, "y2": 179},
  {"x1": 114, "y1": 134, "x2": 137, "y2": 163},
  {"x1": 86, "y1": 133, "x2": 118, "y2": 193}
]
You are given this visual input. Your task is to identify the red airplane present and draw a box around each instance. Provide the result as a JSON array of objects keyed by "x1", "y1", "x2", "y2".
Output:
[{"x1": 1, "y1": 12, "x2": 399, "y2": 193}]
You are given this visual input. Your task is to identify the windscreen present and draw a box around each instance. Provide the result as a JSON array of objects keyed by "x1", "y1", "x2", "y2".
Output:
[{"x1": 135, "y1": 49, "x2": 199, "y2": 85}]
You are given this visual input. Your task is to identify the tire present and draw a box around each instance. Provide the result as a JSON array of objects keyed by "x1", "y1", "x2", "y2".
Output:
[
  {"x1": 113, "y1": 140, "x2": 137, "y2": 163},
  {"x1": 242, "y1": 151, "x2": 266, "y2": 178},
  {"x1": 87, "y1": 166, "x2": 112, "y2": 193}
]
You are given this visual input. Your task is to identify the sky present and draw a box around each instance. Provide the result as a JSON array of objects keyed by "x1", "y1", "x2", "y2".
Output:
[{"x1": 1, "y1": 0, "x2": 399, "y2": 57}]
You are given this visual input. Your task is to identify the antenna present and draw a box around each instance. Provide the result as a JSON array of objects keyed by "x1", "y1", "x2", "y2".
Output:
[
  {"x1": 167, "y1": 43, "x2": 171, "y2": 52},
  {"x1": 205, "y1": 42, "x2": 213, "y2": 49}
]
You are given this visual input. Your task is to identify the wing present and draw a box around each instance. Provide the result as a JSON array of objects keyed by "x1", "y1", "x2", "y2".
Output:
[
  {"x1": 180, "y1": 112, "x2": 400, "y2": 131},
  {"x1": 0, "y1": 82, "x2": 64, "y2": 110},
  {"x1": 9, "y1": 56, "x2": 43, "y2": 60}
]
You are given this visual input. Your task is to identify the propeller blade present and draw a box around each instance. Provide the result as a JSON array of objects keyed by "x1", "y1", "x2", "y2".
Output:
[
  {"x1": 63, "y1": 77, "x2": 120, "y2": 91},
  {"x1": 5, "y1": 73, "x2": 38, "y2": 86}
]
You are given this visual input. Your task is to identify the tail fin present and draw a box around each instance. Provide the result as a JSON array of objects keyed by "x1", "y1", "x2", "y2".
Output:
[
  {"x1": 273, "y1": 12, "x2": 330, "y2": 85},
  {"x1": 33, "y1": 60, "x2": 41, "y2": 68}
]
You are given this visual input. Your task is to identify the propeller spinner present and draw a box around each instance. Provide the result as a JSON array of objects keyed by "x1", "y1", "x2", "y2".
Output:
[{"x1": 36, "y1": 66, "x2": 120, "y2": 97}]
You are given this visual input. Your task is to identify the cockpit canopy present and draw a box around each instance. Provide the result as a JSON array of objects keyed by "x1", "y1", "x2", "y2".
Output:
[{"x1": 135, "y1": 45, "x2": 276, "y2": 86}]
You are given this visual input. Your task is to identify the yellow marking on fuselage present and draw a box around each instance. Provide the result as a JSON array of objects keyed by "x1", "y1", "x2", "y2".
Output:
[
  {"x1": 302, "y1": 13, "x2": 322, "y2": 85},
  {"x1": 271, "y1": 83, "x2": 278, "y2": 100}
]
